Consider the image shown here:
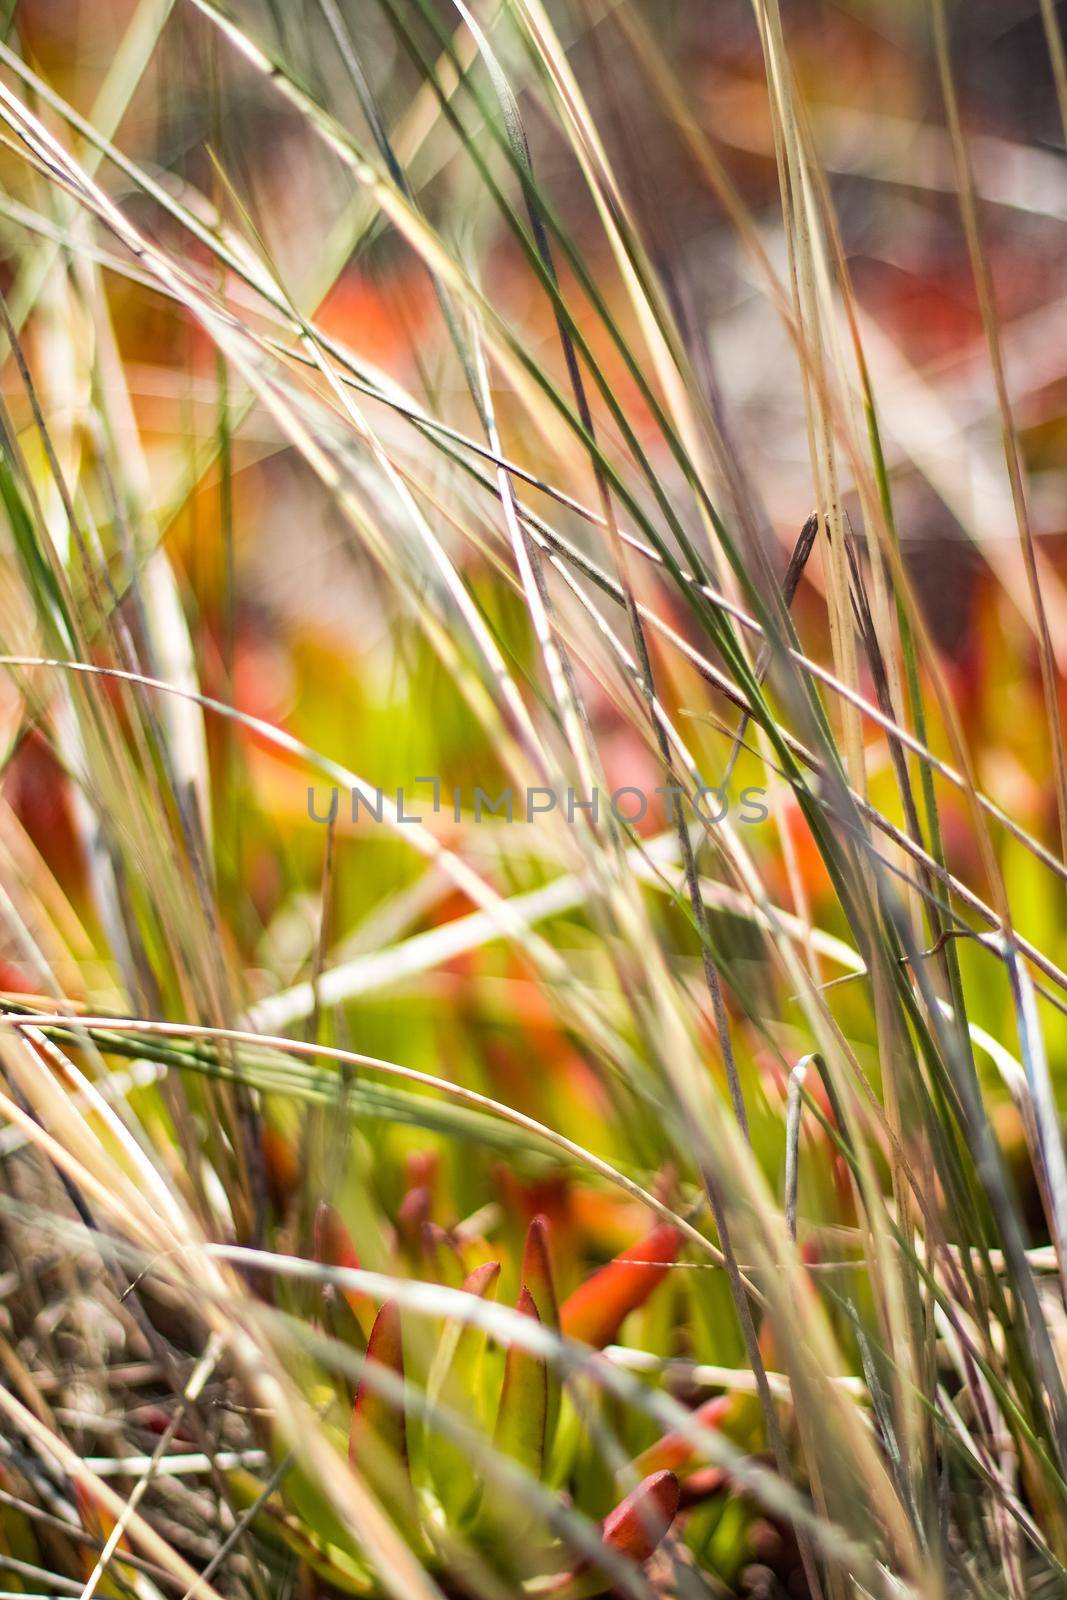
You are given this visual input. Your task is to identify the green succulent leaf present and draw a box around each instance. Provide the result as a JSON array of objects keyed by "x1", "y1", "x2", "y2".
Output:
[
  {"x1": 474, "y1": 1284, "x2": 548, "y2": 1554},
  {"x1": 425, "y1": 1259, "x2": 500, "y2": 1523}
]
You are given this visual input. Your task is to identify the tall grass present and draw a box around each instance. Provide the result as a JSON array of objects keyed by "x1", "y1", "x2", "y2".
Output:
[{"x1": 0, "y1": 1, "x2": 1064, "y2": 1596}]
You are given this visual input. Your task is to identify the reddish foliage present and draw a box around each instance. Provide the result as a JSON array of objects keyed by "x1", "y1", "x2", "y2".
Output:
[
  {"x1": 349, "y1": 1300, "x2": 407, "y2": 1471},
  {"x1": 601, "y1": 1469, "x2": 681, "y2": 1563},
  {"x1": 560, "y1": 1223, "x2": 682, "y2": 1348},
  {"x1": 632, "y1": 1394, "x2": 733, "y2": 1477}
]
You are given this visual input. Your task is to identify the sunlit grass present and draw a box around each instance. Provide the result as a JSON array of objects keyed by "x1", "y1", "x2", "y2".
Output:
[{"x1": 0, "y1": 2, "x2": 1064, "y2": 1597}]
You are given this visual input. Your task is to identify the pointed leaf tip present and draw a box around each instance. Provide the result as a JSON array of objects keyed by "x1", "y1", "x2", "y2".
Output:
[
  {"x1": 349, "y1": 1300, "x2": 405, "y2": 1465},
  {"x1": 462, "y1": 1259, "x2": 501, "y2": 1297},
  {"x1": 516, "y1": 1282, "x2": 539, "y2": 1318},
  {"x1": 602, "y1": 1469, "x2": 680, "y2": 1563},
  {"x1": 349, "y1": 1301, "x2": 416, "y2": 1532},
  {"x1": 523, "y1": 1216, "x2": 561, "y2": 1451},
  {"x1": 522, "y1": 1213, "x2": 559, "y2": 1329},
  {"x1": 313, "y1": 1202, "x2": 360, "y2": 1271},
  {"x1": 477, "y1": 1284, "x2": 548, "y2": 1541},
  {"x1": 362, "y1": 1301, "x2": 403, "y2": 1379},
  {"x1": 493, "y1": 1285, "x2": 546, "y2": 1475}
]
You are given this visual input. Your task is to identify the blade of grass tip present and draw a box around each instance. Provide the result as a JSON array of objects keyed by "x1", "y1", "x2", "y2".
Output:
[
  {"x1": 447, "y1": 0, "x2": 615, "y2": 494},
  {"x1": 931, "y1": 0, "x2": 1067, "y2": 862},
  {"x1": 197, "y1": 0, "x2": 880, "y2": 821},
  {"x1": 839, "y1": 266, "x2": 1067, "y2": 1050},
  {"x1": 315, "y1": 0, "x2": 504, "y2": 431},
  {"x1": 515, "y1": 495, "x2": 1067, "y2": 1010},
  {"x1": 785, "y1": 1055, "x2": 818, "y2": 1245},
  {"x1": 795, "y1": 102, "x2": 961, "y2": 1253},
  {"x1": 508, "y1": 0, "x2": 751, "y2": 576},
  {"x1": 616, "y1": 0, "x2": 915, "y2": 723},
  {"x1": 0, "y1": 54, "x2": 555, "y2": 897},
  {"x1": 838, "y1": 521, "x2": 936, "y2": 935},
  {"x1": 750, "y1": 0, "x2": 865, "y2": 804}
]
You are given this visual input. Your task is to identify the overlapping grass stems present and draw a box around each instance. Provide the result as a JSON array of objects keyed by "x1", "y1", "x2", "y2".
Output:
[{"x1": 0, "y1": 0, "x2": 1062, "y2": 1596}]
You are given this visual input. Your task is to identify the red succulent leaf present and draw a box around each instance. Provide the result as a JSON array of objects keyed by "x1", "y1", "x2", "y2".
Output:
[
  {"x1": 396, "y1": 1185, "x2": 432, "y2": 1253},
  {"x1": 631, "y1": 1394, "x2": 732, "y2": 1477},
  {"x1": 350, "y1": 1303, "x2": 406, "y2": 1464},
  {"x1": 348, "y1": 1302, "x2": 415, "y2": 1528},
  {"x1": 678, "y1": 1465, "x2": 730, "y2": 1507},
  {"x1": 601, "y1": 1469, "x2": 680, "y2": 1563},
  {"x1": 523, "y1": 1214, "x2": 561, "y2": 1451},
  {"x1": 261, "y1": 1126, "x2": 300, "y2": 1213},
  {"x1": 522, "y1": 1214, "x2": 559, "y2": 1329},
  {"x1": 460, "y1": 1259, "x2": 500, "y2": 1299},
  {"x1": 314, "y1": 1201, "x2": 374, "y2": 1335},
  {"x1": 560, "y1": 1224, "x2": 682, "y2": 1348},
  {"x1": 314, "y1": 1202, "x2": 360, "y2": 1272}
]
